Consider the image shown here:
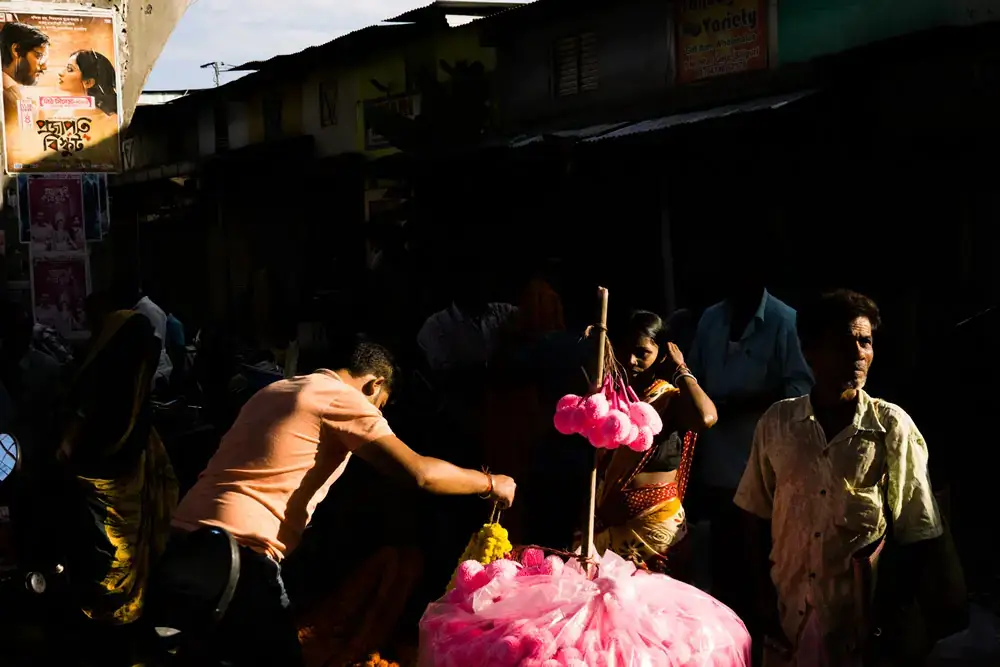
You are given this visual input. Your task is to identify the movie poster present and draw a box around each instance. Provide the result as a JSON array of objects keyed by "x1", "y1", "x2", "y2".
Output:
[
  {"x1": 26, "y1": 174, "x2": 84, "y2": 253},
  {"x1": 31, "y1": 254, "x2": 88, "y2": 338},
  {"x1": 82, "y1": 172, "x2": 102, "y2": 240},
  {"x1": 0, "y1": 4, "x2": 121, "y2": 173}
]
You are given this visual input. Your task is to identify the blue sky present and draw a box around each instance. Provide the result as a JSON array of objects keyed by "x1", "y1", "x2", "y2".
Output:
[{"x1": 145, "y1": 0, "x2": 430, "y2": 90}]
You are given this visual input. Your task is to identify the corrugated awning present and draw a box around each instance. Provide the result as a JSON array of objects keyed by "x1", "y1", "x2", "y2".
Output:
[{"x1": 507, "y1": 89, "x2": 816, "y2": 148}]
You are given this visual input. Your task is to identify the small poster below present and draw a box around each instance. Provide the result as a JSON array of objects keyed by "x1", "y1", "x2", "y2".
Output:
[
  {"x1": 31, "y1": 253, "x2": 89, "y2": 339},
  {"x1": 26, "y1": 174, "x2": 85, "y2": 254}
]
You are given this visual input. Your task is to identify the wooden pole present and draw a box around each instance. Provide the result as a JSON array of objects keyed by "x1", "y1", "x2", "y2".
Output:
[{"x1": 583, "y1": 286, "x2": 609, "y2": 572}]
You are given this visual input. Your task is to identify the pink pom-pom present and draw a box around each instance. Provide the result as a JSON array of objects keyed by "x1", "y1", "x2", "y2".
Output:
[
  {"x1": 628, "y1": 425, "x2": 655, "y2": 452},
  {"x1": 520, "y1": 548, "x2": 546, "y2": 568},
  {"x1": 629, "y1": 401, "x2": 663, "y2": 434},
  {"x1": 599, "y1": 410, "x2": 632, "y2": 446},
  {"x1": 542, "y1": 661, "x2": 563, "y2": 667},
  {"x1": 485, "y1": 559, "x2": 520, "y2": 581},
  {"x1": 488, "y1": 635, "x2": 523, "y2": 665},
  {"x1": 586, "y1": 421, "x2": 611, "y2": 449},
  {"x1": 456, "y1": 560, "x2": 490, "y2": 593},
  {"x1": 624, "y1": 423, "x2": 640, "y2": 447},
  {"x1": 557, "y1": 648, "x2": 583, "y2": 662},
  {"x1": 546, "y1": 555, "x2": 565, "y2": 576},
  {"x1": 556, "y1": 394, "x2": 582, "y2": 412},
  {"x1": 553, "y1": 408, "x2": 578, "y2": 435},
  {"x1": 581, "y1": 393, "x2": 609, "y2": 421}
]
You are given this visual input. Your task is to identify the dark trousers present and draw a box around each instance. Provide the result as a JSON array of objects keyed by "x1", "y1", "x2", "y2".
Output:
[
  {"x1": 706, "y1": 487, "x2": 754, "y2": 616},
  {"x1": 705, "y1": 486, "x2": 763, "y2": 666},
  {"x1": 216, "y1": 547, "x2": 305, "y2": 667}
]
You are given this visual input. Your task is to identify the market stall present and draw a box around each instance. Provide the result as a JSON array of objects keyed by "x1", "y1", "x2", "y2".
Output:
[{"x1": 418, "y1": 288, "x2": 751, "y2": 667}]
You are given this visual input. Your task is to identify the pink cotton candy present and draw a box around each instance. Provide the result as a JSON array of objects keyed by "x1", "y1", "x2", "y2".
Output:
[
  {"x1": 485, "y1": 558, "x2": 520, "y2": 581},
  {"x1": 520, "y1": 548, "x2": 546, "y2": 568},
  {"x1": 556, "y1": 394, "x2": 582, "y2": 412},
  {"x1": 456, "y1": 560, "x2": 490, "y2": 594},
  {"x1": 586, "y1": 421, "x2": 612, "y2": 449},
  {"x1": 599, "y1": 409, "x2": 633, "y2": 446},
  {"x1": 623, "y1": 423, "x2": 640, "y2": 447},
  {"x1": 627, "y1": 425, "x2": 655, "y2": 452},
  {"x1": 629, "y1": 401, "x2": 663, "y2": 434},
  {"x1": 553, "y1": 407, "x2": 578, "y2": 435},
  {"x1": 420, "y1": 549, "x2": 750, "y2": 667},
  {"x1": 581, "y1": 393, "x2": 609, "y2": 421}
]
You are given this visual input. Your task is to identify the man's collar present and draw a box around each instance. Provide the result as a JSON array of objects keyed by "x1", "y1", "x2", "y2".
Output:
[
  {"x1": 448, "y1": 302, "x2": 466, "y2": 322},
  {"x1": 753, "y1": 289, "x2": 770, "y2": 322},
  {"x1": 795, "y1": 389, "x2": 887, "y2": 434},
  {"x1": 2, "y1": 72, "x2": 17, "y2": 89},
  {"x1": 724, "y1": 289, "x2": 770, "y2": 322}
]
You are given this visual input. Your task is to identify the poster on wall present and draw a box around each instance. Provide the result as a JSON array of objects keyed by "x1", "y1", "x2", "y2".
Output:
[
  {"x1": 26, "y1": 174, "x2": 85, "y2": 253},
  {"x1": 98, "y1": 173, "x2": 109, "y2": 234},
  {"x1": 30, "y1": 253, "x2": 88, "y2": 339},
  {"x1": 16, "y1": 174, "x2": 29, "y2": 243},
  {"x1": 81, "y1": 172, "x2": 102, "y2": 241},
  {"x1": 0, "y1": 4, "x2": 122, "y2": 173},
  {"x1": 676, "y1": 0, "x2": 768, "y2": 84}
]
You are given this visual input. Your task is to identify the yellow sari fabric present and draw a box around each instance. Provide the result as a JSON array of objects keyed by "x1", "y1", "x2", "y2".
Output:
[
  {"x1": 591, "y1": 381, "x2": 692, "y2": 573},
  {"x1": 71, "y1": 310, "x2": 178, "y2": 625}
]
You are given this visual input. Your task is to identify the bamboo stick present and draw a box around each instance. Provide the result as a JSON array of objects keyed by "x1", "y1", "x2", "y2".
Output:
[{"x1": 583, "y1": 286, "x2": 609, "y2": 573}]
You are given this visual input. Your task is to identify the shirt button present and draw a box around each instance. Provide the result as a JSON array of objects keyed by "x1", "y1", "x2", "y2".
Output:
[
  {"x1": 820, "y1": 489, "x2": 827, "y2": 496},
  {"x1": 798, "y1": 610, "x2": 805, "y2": 617},
  {"x1": 809, "y1": 572, "x2": 817, "y2": 579},
  {"x1": 814, "y1": 532, "x2": 821, "y2": 538}
]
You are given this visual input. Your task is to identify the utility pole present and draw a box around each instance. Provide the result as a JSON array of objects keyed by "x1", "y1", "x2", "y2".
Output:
[{"x1": 200, "y1": 61, "x2": 233, "y2": 88}]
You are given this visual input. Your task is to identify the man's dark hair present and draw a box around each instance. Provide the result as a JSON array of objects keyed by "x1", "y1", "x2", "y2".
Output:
[
  {"x1": 0, "y1": 22, "x2": 48, "y2": 63},
  {"x1": 326, "y1": 335, "x2": 397, "y2": 389},
  {"x1": 797, "y1": 289, "x2": 882, "y2": 351}
]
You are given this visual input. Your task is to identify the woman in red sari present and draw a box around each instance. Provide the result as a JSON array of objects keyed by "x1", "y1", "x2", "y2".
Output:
[{"x1": 593, "y1": 310, "x2": 717, "y2": 580}]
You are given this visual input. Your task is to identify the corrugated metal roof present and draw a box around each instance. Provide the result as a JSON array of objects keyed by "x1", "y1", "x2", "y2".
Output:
[
  {"x1": 583, "y1": 90, "x2": 817, "y2": 142},
  {"x1": 504, "y1": 90, "x2": 816, "y2": 148}
]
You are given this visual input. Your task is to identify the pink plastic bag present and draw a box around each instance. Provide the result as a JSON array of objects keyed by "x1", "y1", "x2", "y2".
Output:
[{"x1": 420, "y1": 549, "x2": 750, "y2": 667}]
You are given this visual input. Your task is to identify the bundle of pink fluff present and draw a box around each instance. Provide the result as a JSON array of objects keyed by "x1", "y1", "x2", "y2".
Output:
[
  {"x1": 553, "y1": 384, "x2": 663, "y2": 452},
  {"x1": 419, "y1": 549, "x2": 750, "y2": 667}
]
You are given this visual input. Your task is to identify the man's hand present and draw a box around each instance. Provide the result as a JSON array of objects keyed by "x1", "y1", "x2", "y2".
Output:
[{"x1": 490, "y1": 474, "x2": 516, "y2": 508}]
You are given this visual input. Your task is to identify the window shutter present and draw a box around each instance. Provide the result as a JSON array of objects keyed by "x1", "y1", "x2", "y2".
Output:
[
  {"x1": 555, "y1": 36, "x2": 580, "y2": 97},
  {"x1": 579, "y1": 32, "x2": 599, "y2": 92},
  {"x1": 553, "y1": 33, "x2": 599, "y2": 97}
]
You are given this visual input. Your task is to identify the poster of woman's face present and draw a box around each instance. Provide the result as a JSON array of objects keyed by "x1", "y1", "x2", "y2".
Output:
[{"x1": 0, "y1": 5, "x2": 121, "y2": 173}]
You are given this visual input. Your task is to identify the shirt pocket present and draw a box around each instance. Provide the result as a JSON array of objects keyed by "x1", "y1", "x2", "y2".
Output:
[
  {"x1": 840, "y1": 436, "x2": 881, "y2": 488},
  {"x1": 834, "y1": 484, "x2": 886, "y2": 539}
]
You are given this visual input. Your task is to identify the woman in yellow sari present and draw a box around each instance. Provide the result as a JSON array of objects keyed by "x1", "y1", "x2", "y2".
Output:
[
  {"x1": 592, "y1": 311, "x2": 717, "y2": 580},
  {"x1": 57, "y1": 307, "x2": 178, "y2": 630}
]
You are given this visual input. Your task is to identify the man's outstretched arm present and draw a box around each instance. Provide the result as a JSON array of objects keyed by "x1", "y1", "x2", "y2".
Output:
[{"x1": 354, "y1": 434, "x2": 516, "y2": 507}]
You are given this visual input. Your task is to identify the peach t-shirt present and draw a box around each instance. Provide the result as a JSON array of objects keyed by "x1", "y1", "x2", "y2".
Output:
[{"x1": 172, "y1": 370, "x2": 392, "y2": 560}]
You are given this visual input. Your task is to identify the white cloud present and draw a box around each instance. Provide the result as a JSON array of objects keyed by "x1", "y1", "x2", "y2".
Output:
[{"x1": 145, "y1": 0, "x2": 429, "y2": 89}]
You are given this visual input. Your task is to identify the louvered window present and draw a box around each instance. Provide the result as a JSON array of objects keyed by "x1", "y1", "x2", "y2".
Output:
[{"x1": 553, "y1": 32, "x2": 599, "y2": 97}]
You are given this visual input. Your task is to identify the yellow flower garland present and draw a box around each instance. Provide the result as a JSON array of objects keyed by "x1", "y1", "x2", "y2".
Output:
[
  {"x1": 446, "y1": 521, "x2": 513, "y2": 592},
  {"x1": 360, "y1": 652, "x2": 399, "y2": 667}
]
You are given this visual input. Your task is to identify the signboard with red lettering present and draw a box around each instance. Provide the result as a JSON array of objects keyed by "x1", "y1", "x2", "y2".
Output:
[{"x1": 676, "y1": 0, "x2": 768, "y2": 83}]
